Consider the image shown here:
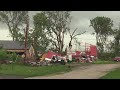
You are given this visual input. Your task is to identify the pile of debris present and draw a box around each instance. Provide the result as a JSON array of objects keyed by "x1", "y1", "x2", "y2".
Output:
[
  {"x1": 24, "y1": 49, "x2": 98, "y2": 66},
  {"x1": 25, "y1": 60, "x2": 51, "y2": 66},
  {"x1": 25, "y1": 51, "x2": 67, "y2": 66}
]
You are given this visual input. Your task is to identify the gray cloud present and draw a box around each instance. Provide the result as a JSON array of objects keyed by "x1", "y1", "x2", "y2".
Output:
[
  {"x1": 70, "y1": 11, "x2": 120, "y2": 33},
  {"x1": 0, "y1": 11, "x2": 120, "y2": 31}
]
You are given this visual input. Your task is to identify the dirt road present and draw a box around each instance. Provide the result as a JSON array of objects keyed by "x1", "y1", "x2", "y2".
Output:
[{"x1": 26, "y1": 64, "x2": 120, "y2": 79}]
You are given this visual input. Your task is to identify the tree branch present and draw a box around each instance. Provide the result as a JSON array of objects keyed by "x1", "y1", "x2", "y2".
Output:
[
  {"x1": 73, "y1": 31, "x2": 86, "y2": 39},
  {"x1": 71, "y1": 28, "x2": 78, "y2": 36}
]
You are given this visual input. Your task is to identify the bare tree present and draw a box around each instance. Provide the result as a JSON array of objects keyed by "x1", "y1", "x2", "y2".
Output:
[{"x1": 68, "y1": 28, "x2": 86, "y2": 48}]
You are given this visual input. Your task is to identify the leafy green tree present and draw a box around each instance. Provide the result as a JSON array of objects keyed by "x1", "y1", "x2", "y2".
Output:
[
  {"x1": 90, "y1": 16, "x2": 113, "y2": 57},
  {"x1": 44, "y1": 11, "x2": 71, "y2": 54},
  {"x1": 110, "y1": 25, "x2": 120, "y2": 57},
  {"x1": 31, "y1": 12, "x2": 51, "y2": 60}
]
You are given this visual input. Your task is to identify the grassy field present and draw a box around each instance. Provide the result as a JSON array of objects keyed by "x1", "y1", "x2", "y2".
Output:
[
  {"x1": 100, "y1": 68, "x2": 120, "y2": 79},
  {"x1": 0, "y1": 64, "x2": 71, "y2": 77}
]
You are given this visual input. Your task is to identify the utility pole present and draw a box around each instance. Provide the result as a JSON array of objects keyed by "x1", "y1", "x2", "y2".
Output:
[{"x1": 24, "y1": 13, "x2": 29, "y2": 62}]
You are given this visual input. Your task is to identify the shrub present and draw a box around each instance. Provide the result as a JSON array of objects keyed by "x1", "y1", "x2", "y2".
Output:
[
  {"x1": 8, "y1": 52, "x2": 22, "y2": 62},
  {"x1": 99, "y1": 52, "x2": 115, "y2": 61},
  {"x1": 0, "y1": 49, "x2": 7, "y2": 60}
]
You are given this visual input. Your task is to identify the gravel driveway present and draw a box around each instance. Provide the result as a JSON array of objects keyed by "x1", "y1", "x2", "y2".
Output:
[{"x1": 26, "y1": 64, "x2": 120, "y2": 79}]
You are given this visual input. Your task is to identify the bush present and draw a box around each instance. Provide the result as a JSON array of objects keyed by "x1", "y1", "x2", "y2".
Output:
[
  {"x1": 99, "y1": 52, "x2": 115, "y2": 61},
  {"x1": 8, "y1": 52, "x2": 22, "y2": 62},
  {"x1": 0, "y1": 49, "x2": 22, "y2": 66},
  {"x1": 0, "y1": 49, "x2": 8, "y2": 60}
]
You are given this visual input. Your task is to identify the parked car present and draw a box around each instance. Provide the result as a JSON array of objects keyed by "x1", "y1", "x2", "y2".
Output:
[{"x1": 113, "y1": 57, "x2": 120, "y2": 62}]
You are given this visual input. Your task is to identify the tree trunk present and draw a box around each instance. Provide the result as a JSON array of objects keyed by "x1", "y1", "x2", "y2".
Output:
[
  {"x1": 33, "y1": 37, "x2": 38, "y2": 61},
  {"x1": 13, "y1": 37, "x2": 15, "y2": 41},
  {"x1": 33, "y1": 46, "x2": 38, "y2": 61},
  {"x1": 69, "y1": 38, "x2": 72, "y2": 48},
  {"x1": 115, "y1": 39, "x2": 119, "y2": 56}
]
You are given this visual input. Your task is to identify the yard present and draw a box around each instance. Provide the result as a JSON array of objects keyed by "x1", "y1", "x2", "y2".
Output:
[
  {"x1": 0, "y1": 63, "x2": 71, "y2": 78},
  {"x1": 26, "y1": 64, "x2": 120, "y2": 79},
  {"x1": 0, "y1": 59, "x2": 119, "y2": 79}
]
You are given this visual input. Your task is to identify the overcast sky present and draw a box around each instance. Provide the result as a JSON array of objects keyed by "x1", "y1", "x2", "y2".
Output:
[{"x1": 0, "y1": 11, "x2": 120, "y2": 50}]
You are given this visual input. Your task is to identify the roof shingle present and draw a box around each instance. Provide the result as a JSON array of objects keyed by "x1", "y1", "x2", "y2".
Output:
[{"x1": 0, "y1": 40, "x2": 30, "y2": 50}]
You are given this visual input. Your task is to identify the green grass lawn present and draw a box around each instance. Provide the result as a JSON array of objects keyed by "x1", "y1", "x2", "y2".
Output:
[
  {"x1": 77, "y1": 59, "x2": 118, "y2": 64},
  {"x1": 100, "y1": 68, "x2": 120, "y2": 79},
  {"x1": 92, "y1": 60, "x2": 118, "y2": 64},
  {"x1": 0, "y1": 64, "x2": 71, "y2": 77}
]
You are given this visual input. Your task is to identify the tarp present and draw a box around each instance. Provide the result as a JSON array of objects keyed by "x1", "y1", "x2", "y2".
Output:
[
  {"x1": 90, "y1": 45, "x2": 97, "y2": 56},
  {"x1": 42, "y1": 51, "x2": 61, "y2": 59}
]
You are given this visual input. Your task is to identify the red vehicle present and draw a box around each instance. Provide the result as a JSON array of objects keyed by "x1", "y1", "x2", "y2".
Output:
[{"x1": 113, "y1": 57, "x2": 120, "y2": 62}]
